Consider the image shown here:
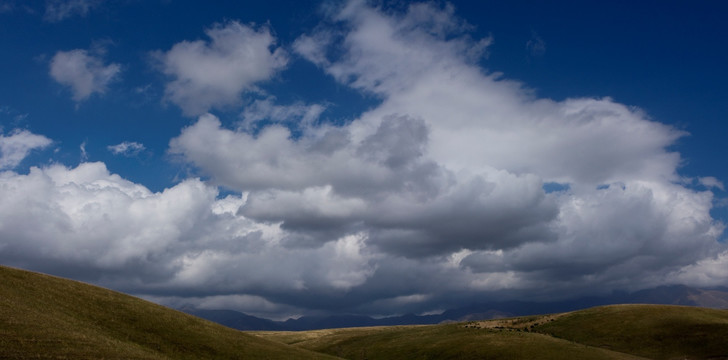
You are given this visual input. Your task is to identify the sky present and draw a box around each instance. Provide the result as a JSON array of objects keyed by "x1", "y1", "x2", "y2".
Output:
[{"x1": 1, "y1": 0, "x2": 727, "y2": 319}]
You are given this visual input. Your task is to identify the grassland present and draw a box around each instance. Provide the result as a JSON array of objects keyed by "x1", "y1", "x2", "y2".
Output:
[
  {"x1": 256, "y1": 305, "x2": 728, "y2": 360},
  {"x1": 4, "y1": 264, "x2": 728, "y2": 359},
  {"x1": 0, "y1": 265, "x2": 337, "y2": 359},
  {"x1": 533, "y1": 304, "x2": 728, "y2": 359},
  {"x1": 255, "y1": 323, "x2": 646, "y2": 359}
]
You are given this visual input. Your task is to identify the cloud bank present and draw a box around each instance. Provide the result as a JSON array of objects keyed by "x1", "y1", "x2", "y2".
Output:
[
  {"x1": 167, "y1": 1, "x2": 725, "y2": 310},
  {"x1": 2, "y1": 1, "x2": 725, "y2": 318}
]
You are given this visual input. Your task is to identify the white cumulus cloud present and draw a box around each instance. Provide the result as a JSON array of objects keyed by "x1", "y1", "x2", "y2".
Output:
[
  {"x1": 2, "y1": 0, "x2": 725, "y2": 318},
  {"x1": 0, "y1": 162, "x2": 379, "y2": 316},
  {"x1": 154, "y1": 21, "x2": 288, "y2": 116},
  {"x1": 169, "y1": 0, "x2": 725, "y2": 302}
]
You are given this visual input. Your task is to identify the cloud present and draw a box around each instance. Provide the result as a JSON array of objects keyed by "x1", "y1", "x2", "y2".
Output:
[
  {"x1": 463, "y1": 180, "x2": 724, "y2": 292},
  {"x1": 0, "y1": 1, "x2": 14, "y2": 13},
  {"x1": 108, "y1": 141, "x2": 145, "y2": 157},
  {"x1": 44, "y1": 0, "x2": 101, "y2": 22},
  {"x1": 240, "y1": 98, "x2": 326, "y2": 130},
  {"x1": 294, "y1": 1, "x2": 491, "y2": 97},
  {"x1": 49, "y1": 48, "x2": 121, "y2": 102},
  {"x1": 0, "y1": 162, "x2": 379, "y2": 314},
  {"x1": 79, "y1": 141, "x2": 88, "y2": 162},
  {"x1": 292, "y1": 30, "x2": 332, "y2": 68},
  {"x1": 153, "y1": 21, "x2": 288, "y2": 116},
  {"x1": 672, "y1": 250, "x2": 728, "y2": 288},
  {"x1": 170, "y1": 113, "x2": 561, "y2": 256},
  {"x1": 3, "y1": 0, "x2": 725, "y2": 318},
  {"x1": 0, "y1": 162, "x2": 238, "y2": 285},
  {"x1": 526, "y1": 31, "x2": 546, "y2": 57},
  {"x1": 170, "y1": 0, "x2": 725, "y2": 303},
  {"x1": 0, "y1": 129, "x2": 52, "y2": 170},
  {"x1": 0, "y1": 105, "x2": 29, "y2": 122},
  {"x1": 698, "y1": 176, "x2": 725, "y2": 191},
  {"x1": 141, "y1": 293, "x2": 299, "y2": 321}
]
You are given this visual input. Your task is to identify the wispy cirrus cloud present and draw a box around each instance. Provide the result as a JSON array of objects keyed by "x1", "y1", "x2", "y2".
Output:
[
  {"x1": 44, "y1": 0, "x2": 102, "y2": 22},
  {"x1": 698, "y1": 176, "x2": 725, "y2": 191},
  {"x1": 526, "y1": 30, "x2": 546, "y2": 57},
  {"x1": 0, "y1": 1, "x2": 14, "y2": 13},
  {"x1": 240, "y1": 97, "x2": 326, "y2": 130},
  {"x1": 108, "y1": 141, "x2": 145, "y2": 157}
]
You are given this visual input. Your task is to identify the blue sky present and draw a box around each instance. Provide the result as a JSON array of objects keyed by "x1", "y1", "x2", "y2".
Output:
[{"x1": 1, "y1": 0, "x2": 727, "y2": 319}]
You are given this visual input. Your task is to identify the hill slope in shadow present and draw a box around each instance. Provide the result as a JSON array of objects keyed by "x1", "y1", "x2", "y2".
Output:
[{"x1": 0, "y1": 265, "x2": 337, "y2": 359}]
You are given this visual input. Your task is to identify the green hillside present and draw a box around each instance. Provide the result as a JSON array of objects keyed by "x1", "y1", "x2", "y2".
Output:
[
  {"x1": 256, "y1": 304, "x2": 728, "y2": 360},
  {"x1": 4, "y1": 264, "x2": 728, "y2": 360},
  {"x1": 533, "y1": 304, "x2": 728, "y2": 359},
  {"x1": 0, "y1": 265, "x2": 337, "y2": 359}
]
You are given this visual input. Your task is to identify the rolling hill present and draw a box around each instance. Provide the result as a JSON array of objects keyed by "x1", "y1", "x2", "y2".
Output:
[
  {"x1": 4, "y1": 264, "x2": 728, "y2": 359},
  {"x1": 0, "y1": 265, "x2": 336, "y2": 359},
  {"x1": 255, "y1": 304, "x2": 728, "y2": 360},
  {"x1": 534, "y1": 304, "x2": 728, "y2": 359}
]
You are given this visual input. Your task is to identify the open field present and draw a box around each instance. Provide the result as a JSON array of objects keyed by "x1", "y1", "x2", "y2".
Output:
[{"x1": 0, "y1": 265, "x2": 336, "y2": 359}]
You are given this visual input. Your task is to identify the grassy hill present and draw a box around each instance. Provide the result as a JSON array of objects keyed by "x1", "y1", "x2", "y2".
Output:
[
  {"x1": 256, "y1": 304, "x2": 728, "y2": 360},
  {"x1": 533, "y1": 304, "x2": 728, "y2": 359},
  {"x1": 0, "y1": 265, "x2": 337, "y2": 359},
  {"x1": 4, "y1": 264, "x2": 728, "y2": 360}
]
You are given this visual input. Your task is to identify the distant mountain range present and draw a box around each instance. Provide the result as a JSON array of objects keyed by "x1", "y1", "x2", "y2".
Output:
[{"x1": 181, "y1": 285, "x2": 728, "y2": 331}]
